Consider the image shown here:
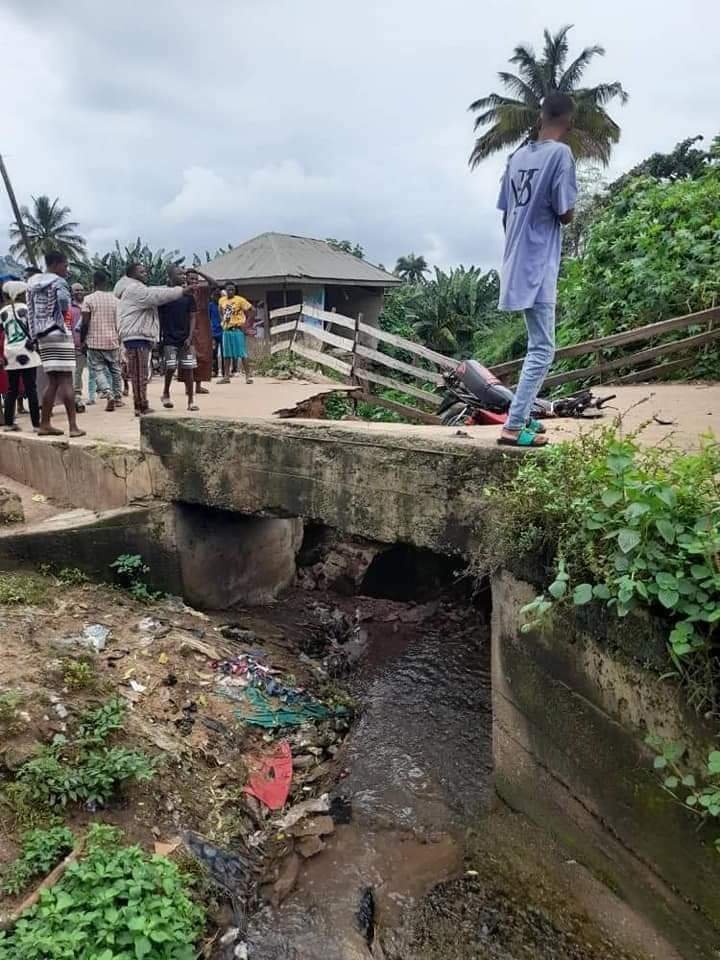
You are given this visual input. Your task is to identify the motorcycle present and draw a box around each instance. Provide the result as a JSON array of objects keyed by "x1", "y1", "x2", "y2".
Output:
[{"x1": 437, "y1": 359, "x2": 616, "y2": 427}]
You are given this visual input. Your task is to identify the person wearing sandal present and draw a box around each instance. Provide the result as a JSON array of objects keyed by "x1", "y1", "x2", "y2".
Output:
[
  {"x1": 496, "y1": 93, "x2": 577, "y2": 449},
  {"x1": 27, "y1": 252, "x2": 86, "y2": 438},
  {"x1": 158, "y1": 269, "x2": 200, "y2": 412},
  {"x1": 218, "y1": 284, "x2": 254, "y2": 385}
]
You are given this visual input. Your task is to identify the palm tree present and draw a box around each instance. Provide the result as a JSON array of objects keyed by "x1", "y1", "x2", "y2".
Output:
[
  {"x1": 395, "y1": 254, "x2": 430, "y2": 284},
  {"x1": 9, "y1": 195, "x2": 86, "y2": 263},
  {"x1": 412, "y1": 266, "x2": 501, "y2": 356},
  {"x1": 468, "y1": 25, "x2": 628, "y2": 168}
]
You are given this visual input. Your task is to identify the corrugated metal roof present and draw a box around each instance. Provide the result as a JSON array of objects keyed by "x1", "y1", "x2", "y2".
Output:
[{"x1": 199, "y1": 233, "x2": 401, "y2": 287}]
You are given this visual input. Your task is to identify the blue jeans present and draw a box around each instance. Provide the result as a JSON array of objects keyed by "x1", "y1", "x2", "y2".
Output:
[{"x1": 505, "y1": 302, "x2": 555, "y2": 430}]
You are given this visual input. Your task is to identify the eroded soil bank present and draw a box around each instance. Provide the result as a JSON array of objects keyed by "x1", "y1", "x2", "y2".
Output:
[{"x1": 0, "y1": 570, "x2": 677, "y2": 959}]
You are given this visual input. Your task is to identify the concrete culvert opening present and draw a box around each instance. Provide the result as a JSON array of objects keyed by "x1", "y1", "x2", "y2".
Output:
[{"x1": 359, "y1": 543, "x2": 473, "y2": 603}]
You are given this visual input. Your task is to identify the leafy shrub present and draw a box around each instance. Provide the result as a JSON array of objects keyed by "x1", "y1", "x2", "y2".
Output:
[
  {"x1": 482, "y1": 426, "x2": 720, "y2": 709},
  {"x1": 110, "y1": 554, "x2": 163, "y2": 603},
  {"x1": 56, "y1": 567, "x2": 89, "y2": 586},
  {"x1": 555, "y1": 164, "x2": 720, "y2": 376},
  {"x1": 62, "y1": 659, "x2": 96, "y2": 691},
  {"x1": 8, "y1": 699, "x2": 154, "y2": 812},
  {"x1": 0, "y1": 824, "x2": 205, "y2": 960},
  {"x1": 647, "y1": 737, "x2": 720, "y2": 848},
  {"x1": 1, "y1": 827, "x2": 74, "y2": 897}
]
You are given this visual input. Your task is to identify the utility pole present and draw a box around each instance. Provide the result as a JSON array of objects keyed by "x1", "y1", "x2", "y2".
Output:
[{"x1": 0, "y1": 153, "x2": 37, "y2": 268}]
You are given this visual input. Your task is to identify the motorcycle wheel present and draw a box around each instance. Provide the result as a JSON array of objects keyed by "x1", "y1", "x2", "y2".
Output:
[{"x1": 440, "y1": 402, "x2": 468, "y2": 426}]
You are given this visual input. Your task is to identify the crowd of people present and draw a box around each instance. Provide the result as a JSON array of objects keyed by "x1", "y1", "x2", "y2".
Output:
[{"x1": 0, "y1": 252, "x2": 259, "y2": 434}]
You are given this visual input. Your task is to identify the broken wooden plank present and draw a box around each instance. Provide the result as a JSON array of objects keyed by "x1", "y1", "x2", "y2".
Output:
[
  {"x1": 355, "y1": 344, "x2": 444, "y2": 385},
  {"x1": 358, "y1": 321, "x2": 456, "y2": 369},
  {"x1": 353, "y1": 368, "x2": 438, "y2": 405},
  {"x1": 357, "y1": 391, "x2": 440, "y2": 424},
  {"x1": 537, "y1": 327, "x2": 720, "y2": 389},
  {"x1": 290, "y1": 343, "x2": 352, "y2": 376},
  {"x1": 493, "y1": 306, "x2": 720, "y2": 377},
  {"x1": 0, "y1": 842, "x2": 85, "y2": 931}
]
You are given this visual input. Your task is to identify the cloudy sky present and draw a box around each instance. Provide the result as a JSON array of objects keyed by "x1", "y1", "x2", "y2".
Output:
[{"x1": 1, "y1": 0, "x2": 717, "y2": 272}]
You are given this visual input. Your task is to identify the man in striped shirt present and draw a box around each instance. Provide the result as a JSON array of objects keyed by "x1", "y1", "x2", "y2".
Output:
[{"x1": 81, "y1": 271, "x2": 123, "y2": 412}]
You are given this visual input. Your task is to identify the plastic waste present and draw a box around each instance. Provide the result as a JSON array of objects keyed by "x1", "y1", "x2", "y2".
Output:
[
  {"x1": 74, "y1": 623, "x2": 110, "y2": 652},
  {"x1": 234, "y1": 686, "x2": 332, "y2": 729},
  {"x1": 243, "y1": 740, "x2": 293, "y2": 810}
]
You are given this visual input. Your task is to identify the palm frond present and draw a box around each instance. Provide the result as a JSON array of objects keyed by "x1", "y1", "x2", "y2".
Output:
[
  {"x1": 575, "y1": 82, "x2": 629, "y2": 107},
  {"x1": 542, "y1": 25, "x2": 573, "y2": 83},
  {"x1": 508, "y1": 44, "x2": 547, "y2": 97},
  {"x1": 496, "y1": 72, "x2": 542, "y2": 106},
  {"x1": 559, "y1": 45, "x2": 605, "y2": 91}
]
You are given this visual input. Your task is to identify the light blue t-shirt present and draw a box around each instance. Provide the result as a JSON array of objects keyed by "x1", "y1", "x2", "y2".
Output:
[{"x1": 497, "y1": 140, "x2": 577, "y2": 311}]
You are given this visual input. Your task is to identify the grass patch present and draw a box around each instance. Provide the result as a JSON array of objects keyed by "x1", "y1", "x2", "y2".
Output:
[{"x1": 0, "y1": 574, "x2": 49, "y2": 606}]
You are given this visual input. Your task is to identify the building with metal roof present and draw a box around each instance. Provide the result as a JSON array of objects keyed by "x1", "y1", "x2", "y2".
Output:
[
  {"x1": 199, "y1": 232, "x2": 400, "y2": 288},
  {"x1": 199, "y1": 233, "x2": 400, "y2": 344}
]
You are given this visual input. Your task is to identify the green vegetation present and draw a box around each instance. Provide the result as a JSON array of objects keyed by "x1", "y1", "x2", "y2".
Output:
[
  {"x1": 325, "y1": 238, "x2": 364, "y2": 259},
  {"x1": 55, "y1": 567, "x2": 90, "y2": 586},
  {"x1": 381, "y1": 265, "x2": 502, "y2": 358},
  {"x1": 0, "y1": 574, "x2": 49, "y2": 606},
  {"x1": 482, "y1": 427, "x2": 720, "y2": 710},
  {"x1": 395, "y1": 253, "x2": 429, "y2": 284},
  {"x1": 0, "y1": 691, "x2": 23, "y2": 735},
  {"x1": 0, "y1": 824, "x2": 205, "y2": 960},
  {"x1": 62, "y1": 659, "x2": 97, "y2": 691},
  {"x1": 72, "y1": 238, "x2": 184, "y2": 287},
  {"x1": 468, "y1": 25, "x2": 628, "y2": 168},
  {"x1": 648, "y1": 737, "x2": 720, "y2": 848},
  {"x1": 110, "y1": 554, "x2": 163, "y2": 603},
  {"x1": 6, "y1": 699, "x2": 154, "y2": 813},
  {"x1": 557, "y1": 159, "x2": 720, "y2": 371},
  {"x1": 1, "y1": 827, "x2": 75, "y2": 897}
]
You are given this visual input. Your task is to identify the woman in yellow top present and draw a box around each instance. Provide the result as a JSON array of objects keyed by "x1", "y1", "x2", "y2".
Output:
[{"x1": 218, "y1": 283, "x2": 254, "y2": 384}]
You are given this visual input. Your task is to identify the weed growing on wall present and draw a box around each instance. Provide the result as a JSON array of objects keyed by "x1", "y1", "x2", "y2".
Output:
[
  {"x1": 481, "y1": 425, "x2": 720, "y2": 711},
  {"x1": 110, "y1": 554, "x2": 164, "y2": 603}
]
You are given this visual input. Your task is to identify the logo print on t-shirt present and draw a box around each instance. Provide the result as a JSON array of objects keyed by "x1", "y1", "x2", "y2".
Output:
[{"x1": 511, "y1": 168, "x2": 539, "y2": 208}]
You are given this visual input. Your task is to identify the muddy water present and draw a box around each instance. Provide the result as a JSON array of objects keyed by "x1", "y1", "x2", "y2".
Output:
[{"x1": 248, "y1": 610, "x2": 493, "y2": 959}]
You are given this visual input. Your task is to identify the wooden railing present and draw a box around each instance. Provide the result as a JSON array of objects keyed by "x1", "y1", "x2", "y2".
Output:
[
  {"x1": 490, "y1": 306, "x2": 720, "y2": 387},
  {"x1": 269, "y1": 304, "x2": 454, "y2": 423},
  {"x1": 270, "y1": 302, "x2": 720, "y2": 423}
]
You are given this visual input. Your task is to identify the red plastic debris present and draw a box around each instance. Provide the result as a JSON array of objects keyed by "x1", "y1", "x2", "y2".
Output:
[{"x1": 243, "y1": 740, "x2": 293, "y2": 810}]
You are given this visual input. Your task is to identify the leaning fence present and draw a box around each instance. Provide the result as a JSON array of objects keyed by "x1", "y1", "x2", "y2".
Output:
[
  {"x1": 269, "y1": 304, "x2": 455, "y2": 423},
  {"x1": 269, "y1": 303, "x2": 720, "y2": 423},
  {"x1": 490, "y1": 306, "x2": 720, "y2": 388}
]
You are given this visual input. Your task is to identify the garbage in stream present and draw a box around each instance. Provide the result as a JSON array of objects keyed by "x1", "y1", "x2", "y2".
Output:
[{"x1": 244, "y1": 741, "x2": 293, "y2": 810}]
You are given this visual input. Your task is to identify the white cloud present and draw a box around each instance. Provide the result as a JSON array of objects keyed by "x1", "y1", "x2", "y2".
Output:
[
  {"x1": 1, "y1": 0, "x2": 719, "y2": 271},
  {"x1": 161, "y1": 161, "x2": 335, "y2": 223}
]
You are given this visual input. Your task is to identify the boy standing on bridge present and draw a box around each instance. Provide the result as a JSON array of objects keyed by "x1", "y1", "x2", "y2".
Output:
[{"x1": 496, "y1": 92, "x2": 577, "y2": 448}]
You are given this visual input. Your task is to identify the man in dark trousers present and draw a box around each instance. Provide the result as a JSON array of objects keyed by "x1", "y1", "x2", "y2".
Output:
[
  {"x1": 496, "y1": 92, "x2": 577, "y2": 448},
  {"x1": 159, "y1": 267, "x2": 198, "y2": 411}
]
